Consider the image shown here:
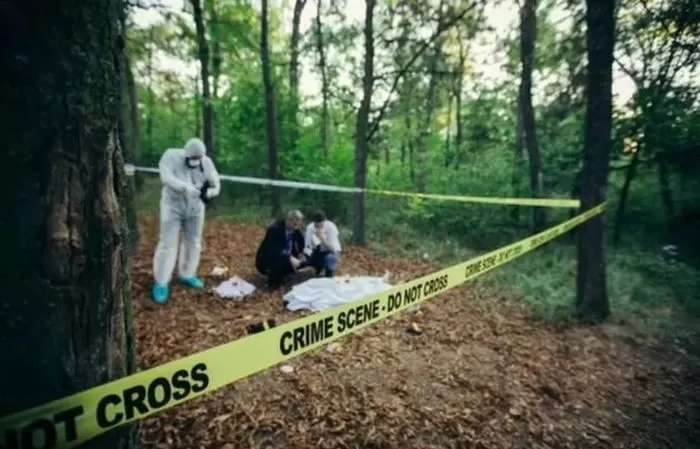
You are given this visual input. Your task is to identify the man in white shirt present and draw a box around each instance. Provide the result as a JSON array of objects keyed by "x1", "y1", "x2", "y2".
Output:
[{"x1": 302, "y1": 210, "x2": 341, "y2": 277}]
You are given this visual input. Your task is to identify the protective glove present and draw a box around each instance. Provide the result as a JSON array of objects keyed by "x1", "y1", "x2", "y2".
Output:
[
  {"x1": 185, "y1": 184, "x2": 200, "y2": 198},
  {"x1": 200, "y1": 180, "x2": 212, "y2": 204}
]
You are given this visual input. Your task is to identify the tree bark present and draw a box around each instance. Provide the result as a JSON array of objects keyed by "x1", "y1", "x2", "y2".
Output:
[
  {"x1": 352, "y1": 0, "x2": 376, "y2": 245},
  {"x1": 194, "y1": 73, "x2": 202, "y2": 136},
  {"x1": 118, "y1": 10, "x2": 141, "y2": 253},
  {"x1": 0, "y1": 0, "x2": 138, "y2": 448},
  {"x1": 519, "y1": 0, "x2": 547, "y2": 232},
  {"x1": 289, "y1": 0, "x2": 307, "y2": 155},
  {"x1": 415, "y1": 46, "x2": 441, "y2": 193},
  {"x1": 191, "y1": 0, "x2": 215, "y2": 159},
  {"x1": 261, "y1": 0, "x2": 281, "y2": 217},
  {"x1": 454, "y1": 39, "x2": 464, "y2": 169},
  {"x1": 146, "y1": 32, "x2": 155, "y2": 156},
  {"x1": 511, "y1": 101, "x2": 526, "y2": 223},
  {"x1": 656, "y1": 155, "x2": 675, "y2": 235},
  {"x1": 208, "y1": 0, "x2": 222, "y2": 155},
  {"x1": 315, "y1": 0, "x2": 331, "y2": 159},
  {"x1": 576, "y1": 0, "x2": 616, "y2": 322},
  {"x1": 612, "y1": 148, "x2": 640, "y2": 244}
]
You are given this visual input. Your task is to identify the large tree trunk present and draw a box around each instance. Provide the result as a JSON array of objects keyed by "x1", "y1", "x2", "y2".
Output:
[
  {"x1": 576, "y1": 0, "x2": 615, "y2": 322},
  {"x1": 519, "y1": 0, "x2": 547, "y2": 232},
  {"x1": 289, "y1": 0, "x2": 307, "y2": 155},
  {"x1": 0, "y1": 0, "x2": 138, "y2": 448},
  {"x1": 352, "y1": 0, "x2": 376, "y2": 245},
  {"x1": 315, "y1": 0, "x2": 331, "y2": 159},
  {"x1": 118, "y1": 11, "x2": 140, "y2": 253},
  {"x1": 261, "y1": 0, "x2": 281, "y2": 217},
  {"x1": 191, "y1": 0, "x2": 215, "y2": 159}
]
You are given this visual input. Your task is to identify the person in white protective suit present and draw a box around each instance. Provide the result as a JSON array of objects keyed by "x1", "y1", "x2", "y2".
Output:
[{"x1": 152, "y1": 138, "x2": 221, "y2": 303}]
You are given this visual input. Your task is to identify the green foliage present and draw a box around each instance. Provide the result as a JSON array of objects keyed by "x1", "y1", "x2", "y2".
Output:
[{"x1": 126, "y1": 0, "x2": 700, "y2": 330}]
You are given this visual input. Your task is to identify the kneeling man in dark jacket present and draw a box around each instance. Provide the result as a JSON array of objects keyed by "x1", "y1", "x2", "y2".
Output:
[{"x1": 255, "y1": 210, "x2": 306, "y2": 288}]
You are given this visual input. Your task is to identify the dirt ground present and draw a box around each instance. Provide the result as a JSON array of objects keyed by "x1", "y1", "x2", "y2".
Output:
[{"x1": 132, "y1": 213, "x2": 700, "y2": 449}]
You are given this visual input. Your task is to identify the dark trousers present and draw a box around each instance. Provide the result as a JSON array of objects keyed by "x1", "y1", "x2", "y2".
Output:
[
  {"x1": 303, "y1": 247, "x2": 339, "y2": 276},
  {"x1": 256, "y1": 255, "x2": 294, "y2": 288}
]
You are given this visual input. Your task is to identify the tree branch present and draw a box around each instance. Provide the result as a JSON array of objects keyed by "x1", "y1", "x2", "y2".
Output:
[{"x1": 366, "y1": 2, "x2": 480, "y2": 141}]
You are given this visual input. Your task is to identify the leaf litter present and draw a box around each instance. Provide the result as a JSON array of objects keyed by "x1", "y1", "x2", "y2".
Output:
[{"x1": 133, "y1": 213, "x2": 700, "y2": 449}]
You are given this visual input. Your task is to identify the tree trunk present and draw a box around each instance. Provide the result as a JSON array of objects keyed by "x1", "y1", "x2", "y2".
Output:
[
  {"x1": 0, "y1": 1, "x2": 138, "y2": 448},
  {"x1": 352, "y1": 0, "x2": 376, "y2": 245},
  {"x1": 194, "y1": 73, "x2": 202, "y2": 136},
  {"x1": 444, "y1": 86, "x2": 453, "y2": 167},
  {"x1": 656, "y1": 155, "x2": 675, "y2": 235},
  {"x1": 118, "y1": 12, "x2": 140, "y2": 254},
  {"x1": 289, "y1": 0, "x2": 307, "y2": 155},
  {"x1": 208, "y1": 0, "x2": 222, "y2": 157},
  {"x1": 519, "y1": 0, "x2": 547, "y2": 232},
  {"x1": 415, "y1": 47, "x2": 440, "y2": 193},
  {"x1": 146, "y1": 34, "x2": 155, "y2": 156},
  {"x1": 576, "y1": 0, "x2": 615, "y2": 323},
  {"x1": 612, "y1": 148, "x2": 640, "y2": 244},
  {"x1": 454, "y1": 52, "x2": 464, "y2": 170},
  {"x1": 511, "y1": 102, "x2": 526, "y2": 223},
  {"x1": 261, "y1": 0, "x2": 281, "y2": 217},
  {"x1": 315, "y1": 0, "x2": 331, "y2": 159},
  {"x1": 191, "y1": 0, "x2": 215, "y2": 159}
]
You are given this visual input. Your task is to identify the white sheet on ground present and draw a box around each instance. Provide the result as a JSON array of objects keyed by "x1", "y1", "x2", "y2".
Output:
[
  {"x1": 214, "y1": 276, "x2": 257, "y2": 299},
  {"x1": 283, "y1": 276, "x2": 393, "y2": 312}
]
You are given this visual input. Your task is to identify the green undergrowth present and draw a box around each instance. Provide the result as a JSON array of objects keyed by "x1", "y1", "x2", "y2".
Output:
[{"x1": 133, "y1": 177, "x2": 700, "y2": 338}]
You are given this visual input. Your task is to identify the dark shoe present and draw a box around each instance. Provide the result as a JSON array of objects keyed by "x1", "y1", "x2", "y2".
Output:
[{"x1": 247, "y1": 319, "x2": 277, "y2": 335}]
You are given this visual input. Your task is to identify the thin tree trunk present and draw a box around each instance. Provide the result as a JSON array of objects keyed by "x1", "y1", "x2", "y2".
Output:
[
  {"x1": 415, "y1": 48, "x2": 440, "y2": 193},
  {"x1": 191, "y1": 0, "x2": 215, "y2": 159},
  {"x1": 352, "y1": 0, "x2": 376, "y2": 245},
  {"x1": 444, "y1": 88, "x2": 452, "y2": 167},
  {"x1": 657, "y1": 155, "x2": 675, "y2": 234},
  {"x1": 194, "y1": 73, "x2": 202, "y2": 136},
  {"x1": 0, "y1": 1, "x2": 138, "y2": 448},
  {"x1": 209, "y1": 0, "x2": 222, "y2": 156},
  {"x1": 511, "y1": 102, "x2": 526, "y2": 223},
  {"x1": 315, "y1": 0, "x2": 331, "y2": 158},
  {"x1": 454, "y1": 37, "x2": 465, "y2": 167},
  {"x1": 519, "y1": 0, "x2": 547, "y2": 232},
  {"x1": 146, "y1": 35, "x2": 155, "y2": 156},
  {"x1": 261, "y1": 0, "x2": 281, "y2": 217},
  {"x1": 289, "y1": 0, "x2": 307, "y2": 155},
  {"x1": 612, "y1": 148, "x2": 640, "y2": 244},
  {"x1": 576, "y1": 0, "x2": 615, "y2": 322}
]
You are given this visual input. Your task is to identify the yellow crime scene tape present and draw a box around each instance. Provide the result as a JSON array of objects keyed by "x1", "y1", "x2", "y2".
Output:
[
  {"x1": 124, "y1": 164, "x2": 580, "y2": 209},
  {"x1": 0, "y1": 202, "x2": 605, "y2": 449}
]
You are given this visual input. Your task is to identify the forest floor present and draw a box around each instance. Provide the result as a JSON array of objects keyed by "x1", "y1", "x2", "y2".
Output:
[{"x1": 132, "y1": 212, "x2": 700, "y2": 449}]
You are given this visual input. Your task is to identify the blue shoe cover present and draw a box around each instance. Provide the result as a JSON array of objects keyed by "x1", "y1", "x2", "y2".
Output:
[
  {"x1": 179, "y1": 276, "x2": 204, "y2": 289},
  {"x1": 152, "y1": 284, "x2": 169, "y2": 304}
]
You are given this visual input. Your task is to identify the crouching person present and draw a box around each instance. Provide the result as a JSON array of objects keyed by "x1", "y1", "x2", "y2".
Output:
[
  {"x1": 303, "y1": 210, "x2": 341, "y2": 277},
  {"x1": 255, "y1": 210, "x2": 306, "y2": 288}
]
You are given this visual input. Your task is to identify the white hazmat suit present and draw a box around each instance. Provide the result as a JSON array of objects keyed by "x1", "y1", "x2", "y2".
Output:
[{"x1": 152, "y1": 138, "x2": 220, "y2": 303}]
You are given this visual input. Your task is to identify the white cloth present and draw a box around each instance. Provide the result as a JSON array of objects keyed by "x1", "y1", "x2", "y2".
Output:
[
  {"x1": 214, "y1": 276, "x2": 257, "y2": 299},
  {"x1": 153, "y1": 148, "x2": 221, "y2": 284},
  {"x1": 304, "y1": 220, "x2": 341, "y2": 256},
  {"x1": 283, "y1": 276, "x2": 392, "y2": 312}
]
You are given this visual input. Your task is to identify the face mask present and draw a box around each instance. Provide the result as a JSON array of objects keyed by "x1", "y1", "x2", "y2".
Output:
[{"x1": 185, "y1": 157, "x2": 202, "y2": 169}]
